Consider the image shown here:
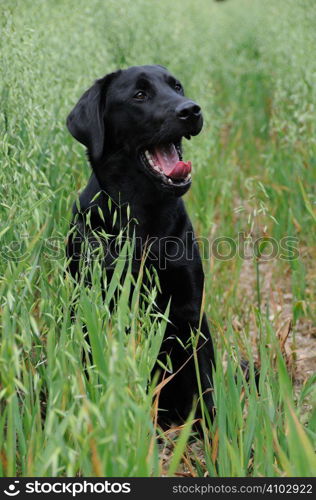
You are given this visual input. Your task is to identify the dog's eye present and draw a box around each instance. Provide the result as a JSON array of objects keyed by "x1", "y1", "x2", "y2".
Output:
[
  {"x1": 174, "y1": 83, "x2": 183, "y2": 93},
  {"x1": 134, "y1": 90, "x2": 147, "y2": 101}
]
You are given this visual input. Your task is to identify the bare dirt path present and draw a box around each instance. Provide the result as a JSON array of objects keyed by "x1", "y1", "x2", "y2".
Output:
[{"x1": 238, "y1": 255, "x2": 316, "y2": 384}]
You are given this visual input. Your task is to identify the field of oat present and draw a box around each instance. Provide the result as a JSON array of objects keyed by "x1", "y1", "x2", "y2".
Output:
[{"x1": 0, "y1": 0, "x2": 315, "y2": 477}]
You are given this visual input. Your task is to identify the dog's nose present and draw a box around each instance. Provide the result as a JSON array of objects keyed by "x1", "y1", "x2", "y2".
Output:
[{"x1": 176, "y1": 101, "x2": 201, "y2": 121}]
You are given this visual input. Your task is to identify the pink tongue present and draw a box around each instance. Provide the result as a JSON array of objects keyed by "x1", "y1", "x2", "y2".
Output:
[{"x1": 152, "y1": 144, "x2": 192, "y2": 179}]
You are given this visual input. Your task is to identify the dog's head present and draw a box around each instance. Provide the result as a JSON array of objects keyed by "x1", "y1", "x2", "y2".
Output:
[{"x1": 67, "y1": 65, "x2": 203, "y2": 197}]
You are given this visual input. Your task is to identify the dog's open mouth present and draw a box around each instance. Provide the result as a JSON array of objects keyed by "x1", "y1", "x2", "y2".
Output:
[{"x1": 140, "y1": 142, "x2": 191, "y2": 186}]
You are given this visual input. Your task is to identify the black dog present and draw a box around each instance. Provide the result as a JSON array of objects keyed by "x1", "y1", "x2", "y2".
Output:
[{"x1": 66, "y1": 65, "x2": 215, "y2": 427}]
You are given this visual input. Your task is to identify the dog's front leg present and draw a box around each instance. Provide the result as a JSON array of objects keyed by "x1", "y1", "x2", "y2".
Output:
[{"x1": 153, "y1": 264, "x2": 215, "y2": 427}]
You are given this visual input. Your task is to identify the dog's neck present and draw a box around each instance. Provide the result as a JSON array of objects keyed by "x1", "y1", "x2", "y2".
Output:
[
  {"x1": 92, "y1": 152, "x2": 182, "y2": 203},
  {"x1": 87, "y1": 153, "x2": 187, "y2": 238}
]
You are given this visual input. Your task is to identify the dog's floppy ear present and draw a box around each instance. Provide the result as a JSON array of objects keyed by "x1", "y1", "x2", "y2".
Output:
[{"x1": 67, "y1": 71, "x2": 120, "y2": 163}]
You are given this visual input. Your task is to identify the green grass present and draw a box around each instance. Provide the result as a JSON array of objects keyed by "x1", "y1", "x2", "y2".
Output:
[{"x1": 0, "y1": 0, "x2": 315, "y2": 477}]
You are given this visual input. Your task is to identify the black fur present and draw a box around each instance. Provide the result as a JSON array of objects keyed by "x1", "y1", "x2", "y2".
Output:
[{"x1": 66, "y1": 65, "x2": 215, "y2": 426}]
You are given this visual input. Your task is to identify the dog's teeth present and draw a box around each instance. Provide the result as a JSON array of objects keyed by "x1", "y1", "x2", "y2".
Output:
[
  {"x1": 168, "y1": 178, "x2": 173, "y2": 184},
  {"x1": 153, "y1": 165, "x2": 160, "y2": 172},
  {"x1": 148, "y1": 159, "x2": 154, "y2": 166},
  {"x1": 145, "y1": 150, "x2": 151, "y2": 160}
]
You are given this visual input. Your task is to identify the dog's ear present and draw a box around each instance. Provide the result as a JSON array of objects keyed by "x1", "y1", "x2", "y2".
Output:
[{"x1": 67, "y1": 71, "x2": 120, "y2": 162}]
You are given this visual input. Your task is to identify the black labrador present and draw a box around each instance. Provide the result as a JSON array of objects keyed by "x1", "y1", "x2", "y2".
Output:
[{"x1": 66, "y1": 65, "x2": 215, "y2": 427}]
